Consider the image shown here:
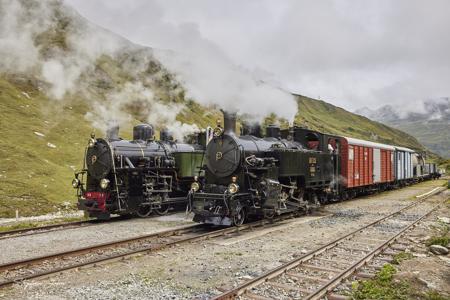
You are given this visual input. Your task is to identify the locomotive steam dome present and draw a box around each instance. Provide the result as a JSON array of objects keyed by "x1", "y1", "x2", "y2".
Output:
[
  {"x1": 206, "y1": 134, "x2": 241, "y2": 178},
  {"x1": 86, "y1": 139, "x2": 113, "y2": 180}
]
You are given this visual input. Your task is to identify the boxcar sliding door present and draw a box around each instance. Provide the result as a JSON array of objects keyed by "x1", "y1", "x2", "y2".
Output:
[{"x1": 373, "y1": 148, "x2": 381, "y2": 183}]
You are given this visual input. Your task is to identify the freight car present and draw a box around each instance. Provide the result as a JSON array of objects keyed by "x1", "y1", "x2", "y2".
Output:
[
  {"x1": 424, "y1": 163, "x2": 441, "y2": 179},
  {"x1": 394, "y1": 146, "x2": 415, "y2": 185},
  {"x1": 336, "y1": 137, "x2": 394, "y2": 198},
  {"x1": 413, "y1": 153, "x2": 426, "y2": 179},
  {"x1": 73, "y1": 124, "x2": 207, "y2": 219}
]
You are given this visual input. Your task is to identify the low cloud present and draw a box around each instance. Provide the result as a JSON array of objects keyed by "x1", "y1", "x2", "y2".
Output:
[{"x1": 66, "y1": 0, "x2": 450, "y2": 114}]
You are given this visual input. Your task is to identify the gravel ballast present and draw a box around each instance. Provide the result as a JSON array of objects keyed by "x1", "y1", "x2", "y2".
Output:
[{"x1": 0, "y1": 180, "x2": 447, "y2": 300}]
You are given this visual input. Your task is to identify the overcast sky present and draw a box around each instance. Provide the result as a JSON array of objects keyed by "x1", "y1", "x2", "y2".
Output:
[{"x1": 65, "y1": 0, "x2": 450, "y2": 112}]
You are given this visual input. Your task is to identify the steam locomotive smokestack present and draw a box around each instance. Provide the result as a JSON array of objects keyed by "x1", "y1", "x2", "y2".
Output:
[
  {"x1": 221, "y1": 110, "x2": 237, "y2": 134},
  {"x1": 106, "y1": 124, "x2": 120, "y2": 141}
]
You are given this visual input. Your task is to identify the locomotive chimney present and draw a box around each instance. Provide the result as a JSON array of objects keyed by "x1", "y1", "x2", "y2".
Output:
[
  {"x1": 266, "y1": 125, "x2": 280, "y2": 138},
  {"x1": 221, "y1": 110, "x2": 237, "y2": 134},
  {"x1": 106, "y1": 124, "x2": 120, "y2": 141}
]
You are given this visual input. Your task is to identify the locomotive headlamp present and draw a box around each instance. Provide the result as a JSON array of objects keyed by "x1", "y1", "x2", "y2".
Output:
[
  {"x1": 228, "y1": 183, "x2": 239, "y2": 194},
  {"x1": 72, "y1": 178, "x2": 80, "y2": 188},
  {"x1": 213, "y1": 126, "x2": 224, "y2": 137},
  {"x1": 88, "y1": 138, "x2": 96, "y2": 148},
  {"x1": 100, "y1": 178, "x2": 110, "y2": 189},
  {"x1": 191, "y1": 182, "x2": 200, "y2": 192}
]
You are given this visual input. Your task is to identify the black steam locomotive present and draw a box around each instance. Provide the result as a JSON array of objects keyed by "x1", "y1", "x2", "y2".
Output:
[
  {"x1": 73, "y1": 124, "x2": 207, "y2": 219},
  {"x1": 190, "y1": 113, "x2": 337, "y2": 226}
]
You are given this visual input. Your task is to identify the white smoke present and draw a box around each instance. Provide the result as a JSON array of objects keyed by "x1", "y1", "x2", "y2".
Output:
[
  {"x1": 64, "y1": 0, "x2": 299, "y2": 123},
  {"x1": 153, "y1": 33, "x2": 298, "y2": 123},
  {"x1": 0, "y1": 0, "x2": 199, "y2": 140},
  {"x1": 41, "y1": 59, "x2": 83, "y2": 99},
  {"x1": 166, "y1": 122, "x2": 200, "y2": 142},
  {"x1": 0, "y1": 0, "x2": 122, "y2": 99},
  {"x1": 0, "y1": 0, "x2": 49, "y2": 72},
  {"x1": 85, "y1": 82, "x2": 198, "y2": 141}
]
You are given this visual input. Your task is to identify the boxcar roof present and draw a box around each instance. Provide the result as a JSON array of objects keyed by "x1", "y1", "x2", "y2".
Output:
[
  {"x1": 344, "y1": 137, "x2": 396, "y2": 151},
  {"x1": 394, "y1": 146, "x2": 415, "y2": 153}
]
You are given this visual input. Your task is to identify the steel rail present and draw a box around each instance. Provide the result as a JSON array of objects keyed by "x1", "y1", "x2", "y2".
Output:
[
  {"x1": 212, "y1": 186, "x2": 446, "y2": 299},
  {"x1": 0, "y1": 212, "x2": 299, "y2": 288},
  {"x1": 305, "y1": 197, "x2": 445, "y2": 300},
  {"x1": 0, "y1": 216, "x2": 129, "y2": 240},
  {"x1": 0, "y1": 208, "x2": 186, "y2": 241},
  {"x1": 0, "y1": 220, "x2": 92, "y2": 239},
  {"x1": 0, "y1": 223, "x2": 202, "y2": 273}
]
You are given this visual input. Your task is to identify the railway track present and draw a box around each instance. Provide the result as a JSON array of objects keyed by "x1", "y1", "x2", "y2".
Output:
[
  {"x1": 0, "y1": 216, "x2": 128, "y2": 241},
  {"x1": 0, "y1": 208, "x2": 191, "y2": 241},
  {"x1": 0, "y1": 212, "x2": 302, "y2": 288},
  {"x1": 0, "y1": 186, "x2": 444, "y2": 290},
  {"x1": 1, "y1": 184, "x2": 439, "y2": 242},
  {"x1": 213, "y1": 186, "x2": 446, "y2": 300}
]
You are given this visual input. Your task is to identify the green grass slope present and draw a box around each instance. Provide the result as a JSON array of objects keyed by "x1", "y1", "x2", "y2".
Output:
[
  {"x1": 0, "y1": 74, "x2": 220, "y2": 218},
  {"x1": 0, "y1": 0, "x2": 433, "y2": 217},
  {"x1": 387, "y1": 119, "x2": 450, "y2": 158},
  {"x1": 0, "y1": 82, "x2": 429, "y2": 217},
  {"x1": 295, "y1": 95, "x2": 426, "y2": 151},
  {"x1": 0, "y1": 76, "x2": 93, "y2": 217}
]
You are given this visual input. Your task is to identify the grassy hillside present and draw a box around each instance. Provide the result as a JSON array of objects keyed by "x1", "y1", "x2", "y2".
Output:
[
  {"x1": 0, "y1": 79, "x2": 431, "y2": 217},
  {"x1": 295, "y1": 95, "x2": 426, "y2": 151},
  {"x1": 0, "y1": 0, "x2": 436, "y2": 218},
  {"x1": 388, "y1": 119, "x2": 450, "y2": 158},
  {"x1": 0, "y1": 76, "x2": 92, "y2": 217},
  {"x1": 0, "y1": 73, "x2": 220, "y2": 218}
]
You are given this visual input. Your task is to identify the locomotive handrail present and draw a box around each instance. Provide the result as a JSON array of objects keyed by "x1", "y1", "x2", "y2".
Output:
[{"x1": 105, "y1": 139, "x2": 122, "y2": 211}]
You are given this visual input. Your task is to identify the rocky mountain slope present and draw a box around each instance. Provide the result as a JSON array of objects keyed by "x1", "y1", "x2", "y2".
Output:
[
  {"x1": 295, "y1": 95, "x2": 425, "y2": 150},
  {"x1": 356, "y1": 98, "x2": 450, "y2": 158},
  {"x1": 0, "y1": 0, "x2": 431, "y2": 217}
]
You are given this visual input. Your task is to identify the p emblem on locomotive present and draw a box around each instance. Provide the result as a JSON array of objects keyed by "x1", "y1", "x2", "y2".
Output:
[
  {"x1": 216, "y1": 152, "x2": 223, "y2": 160},
  {"x1": 91, "y1": 155, "x2": 97, "y2": 164}
]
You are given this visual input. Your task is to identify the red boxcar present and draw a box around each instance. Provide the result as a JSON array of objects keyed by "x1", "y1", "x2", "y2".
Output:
[{"x1": 339, "y1": 137, "x2": 394, "y2": 188}]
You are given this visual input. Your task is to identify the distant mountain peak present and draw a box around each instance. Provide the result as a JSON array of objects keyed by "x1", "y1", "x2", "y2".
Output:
[
  {"x1": 355, "y1": 97, "x2": 450, "y2": 123},
  {"x1": 355, "y1": 98, "x2": 450, "y2": 158},
  {"x1": 355, "y1": 104, "x2": 400, "y2": 122}
]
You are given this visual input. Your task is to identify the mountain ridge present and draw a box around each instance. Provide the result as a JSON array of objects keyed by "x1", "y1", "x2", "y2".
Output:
[
  {"x1": 355, "y1": 98, "x2": 450, "y2": 158},
  {"x1": 0, "y1": 0, "x2": 437, "y2": 217}
]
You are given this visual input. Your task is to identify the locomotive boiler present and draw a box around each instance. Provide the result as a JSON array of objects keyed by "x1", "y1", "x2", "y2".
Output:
[
  {"x1": 190, "y1": 112, "x2": 337, "y2": 226},
  {"x1": 73, "y1": 124, "x2": 206, "y2": 219}
]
